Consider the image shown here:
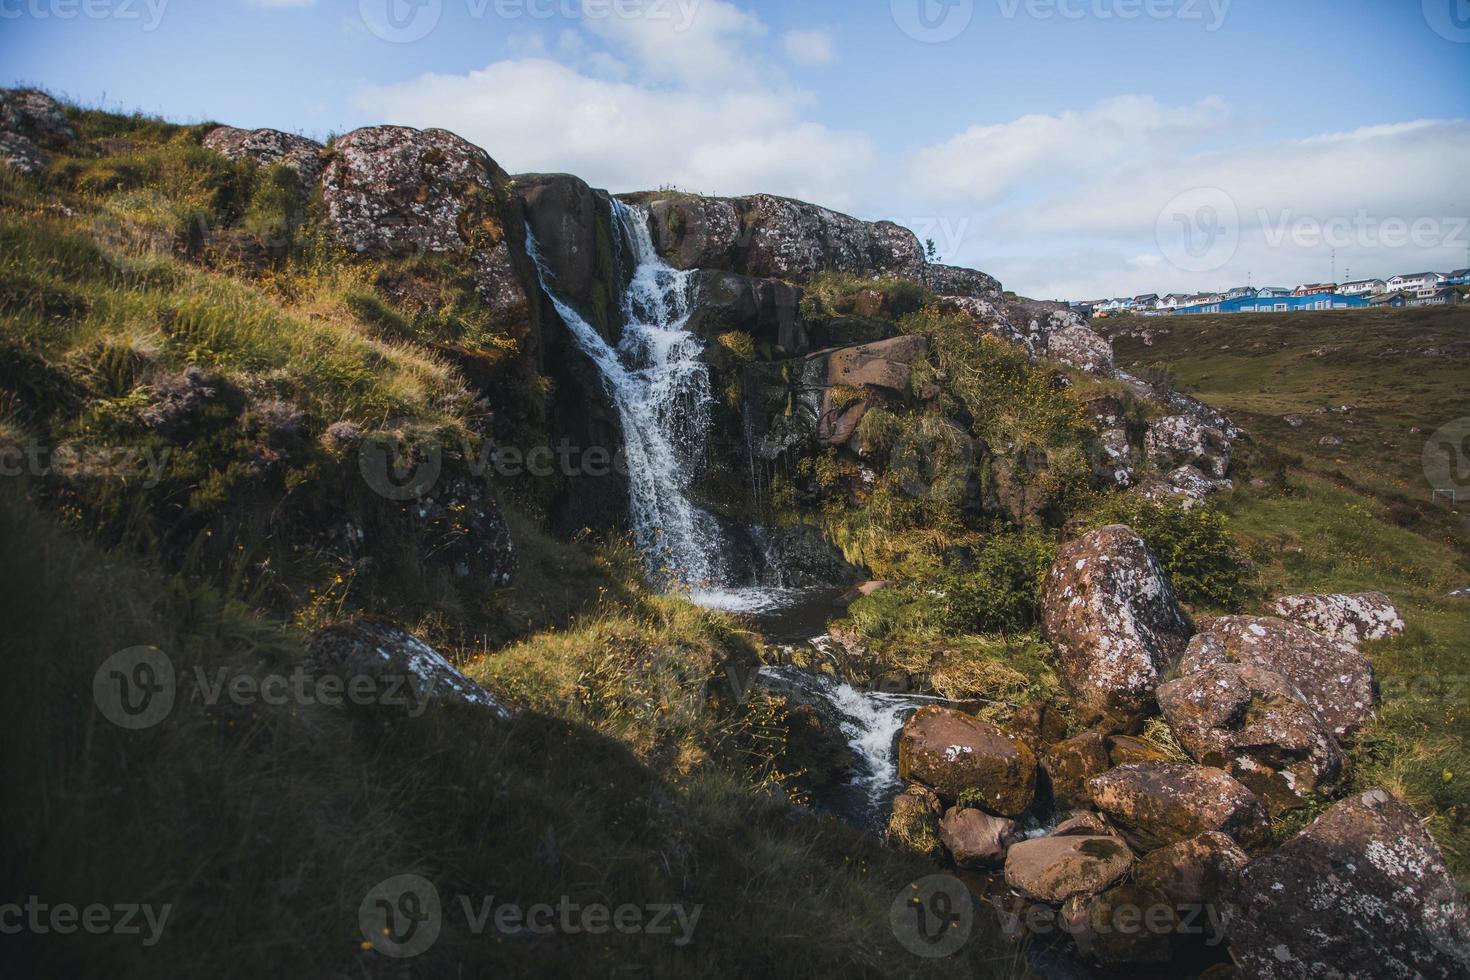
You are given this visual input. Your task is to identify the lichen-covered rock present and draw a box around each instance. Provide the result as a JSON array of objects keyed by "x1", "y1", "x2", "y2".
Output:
[
  {"x1": 1269, "y1": 591, "x2": 1406, "y2": 645},
  {"x1": 1132, "y1": 830, "x2": 1248, "y2": 914},
  {"x1": 1107, "y1": 734, "x2": 1176, "y2": 766},
  {"x1": 886, "y1": 785, "x2": 945, "y2": 860},
  {"x1": 0, "y1": 88, "x2": 75, "y2": 146},
  {"x1": 1051, "y1": 811, "x2": 1115, "y2": 837},
  {"x1": 1145, "y1": 415, "x2": 1232, "y2": 479},
  {"x1": 1180, "y1": 616, "x2": 1377, "y2": 736},
  {"x1": 307, "y1": 618, "x2": 512, "y2": 718},
  {"x1": 1229, "y1": 789, "x2": 1470, "y2": 978},
  {"x1": 1045, "y1": 323, "x2": 1115, "y2": 374},
  {"x1": 1004, "y1": 835, "x2": 1135, "y2": 904},
  {"x1": 1097, "y1": 428, "x2": 1135, "y2": 487},
  {"x1": 923, "y1": 263, "x2": 1002, "y2": 300},
  {"x1": 1157, "y1": 664, "x2": 1345, "y2": 815},
  {"x1": 1132, "y1": 464, "x2": 1234, "y2": 509},
  {"x1": 202, "y1": 126, "x2": 323, "y2": 184},
  {"x1": 1041, "y1": 525, "x2": 1194, "y2": 726},
  {"x1": 321, "y1": 126, "x2": 528, "y2": 324},
  {"x1": 897, "y1": 705, "x2": 1037, "y2": 815},
  {"x1": 1088, "y1": 763, "x2": 1272, "y2": 853},
  {"x1": 1063, "y1": 883, "x2": 1178, "y2": 965},
  {"x1": 0, "y1": 131, "x2": 48, "y2": 176},
  {"x1": 1042, "y1": 730, "x2": 1111, "y2": 810},
  {"x1": 938, "y1": 806, "x2": 1023, "y2": 869},
  {"x1": 647, "y1": 193, "x2": 925, "y2": 281}
]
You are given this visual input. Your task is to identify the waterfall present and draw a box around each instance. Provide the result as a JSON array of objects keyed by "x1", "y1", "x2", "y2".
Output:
[{"x1": 523, "y1": 201, "x2": 730, "y2": 593}]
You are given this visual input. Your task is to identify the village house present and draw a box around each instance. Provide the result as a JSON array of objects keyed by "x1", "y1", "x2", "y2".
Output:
[
  {"x1": 1337, "y1": 278, "x2": 1387, "y2": 297},
  {"x1": 1293, "y1": 283, "x2": 1339, "y2": 297},
  {"x1": 1386, "y1": 272, "x2": 1445, "y2": 293}
]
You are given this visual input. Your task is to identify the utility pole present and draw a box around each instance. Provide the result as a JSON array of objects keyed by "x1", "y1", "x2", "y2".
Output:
[{"x1": 1331, "y1": 248, "x2": 1337, "y2": 284}]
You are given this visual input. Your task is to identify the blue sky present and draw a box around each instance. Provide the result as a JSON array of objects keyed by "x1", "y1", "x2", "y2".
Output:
[{"x1": 5, "y1": 0, "x2": 1469, "y2": 298}]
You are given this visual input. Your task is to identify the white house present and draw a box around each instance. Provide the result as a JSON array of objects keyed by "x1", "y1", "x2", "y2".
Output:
[
  {"x1": 1160, "y1": 293, "x2": 1192, "y2": 310},
  {"x1": 1337, "y1": 278, "x2": 1387, "y2": 297},
  {"x1": 1133, "y1": 294, "x2": 1161, "y2": 311},
  {"x1": 1256, "y1": 286, "x2": 1292, "y2": 298},
  {"x1": 1387, "y1": 272, "x2": 1445, "y2": 293}
]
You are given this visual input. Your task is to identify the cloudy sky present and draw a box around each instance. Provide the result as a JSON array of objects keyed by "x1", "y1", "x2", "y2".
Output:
[{"x1": 5, "y1": 0, "x2": 1468, "y2": 299}]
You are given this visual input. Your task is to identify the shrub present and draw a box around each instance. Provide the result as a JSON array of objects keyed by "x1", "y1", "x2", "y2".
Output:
[
  {"x1": 937, "y1": 531, "x2": 1058, "y2": 634},
  {"x1": 1084, "y1": 496, "x2": 1251, "y2": 610}
]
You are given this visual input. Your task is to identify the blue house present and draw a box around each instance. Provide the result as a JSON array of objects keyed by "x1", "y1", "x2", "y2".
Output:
[{"x1": 1176, "y1": 293, "x2": 1370, "y2": 315}]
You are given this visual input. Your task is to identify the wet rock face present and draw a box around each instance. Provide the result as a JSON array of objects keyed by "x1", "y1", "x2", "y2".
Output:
[
  {"x1": 1180, "y1": 616, "x2": 1377, "y2": 737},
  {"x1": 687, "y1": 270, "x2": 806, "y2": 355},
  {"x1": 1145, "y1": 414, "x2": 1232, "y2": 479},
  {"x1": 1157, "y1": 663, "x2": 1345, "y2": 816},
  {"x1": 938, "y1": 807, "x2": 1023, "y2": 869},
  {"x1": 514, "y1": 173, "x2": 629, "y2": 341},
  {"x1": 1088, "y1": 763, "x2": 1272, "y2": 853},
  {"x1": 1269, "y1": 591, "x2": 1405, "y2": 645},
  {"x1": 307, "y1": 619, "x2": 512, "y2": 718},
  {"x1": 897, "y1": 706, "x2": 1038, "y2": 816},
  {"x1": 202, "y1": 126, "x2": 323, "y2": 185},
  {"x1": 648, "y1": 193, "x2": 925, "y2": 281},
  {"x1": 1041, "y1": 525, "x2": 1194, "y2": 727},
  {"x1": 1229, "y1": 789, "x2": 1470, "y2": 979},
  {"x1": 1004, "y1": 834, "x2": 1135, "y2": 904}
]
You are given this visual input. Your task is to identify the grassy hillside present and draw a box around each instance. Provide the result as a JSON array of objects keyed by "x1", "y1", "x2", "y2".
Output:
[{"x1": 1107, "y1": 307, "x2": 1470, "y2": 870}]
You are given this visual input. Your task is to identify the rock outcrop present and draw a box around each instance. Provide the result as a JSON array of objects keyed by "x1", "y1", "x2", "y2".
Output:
[
  {"x1": 515, "y1": 173, "x2": 631, "y2": 342},
  {"x1": 1269, "y1": 591, "x2": 1406, "y2": 645},
  {"x1": 1229, "y1": 789, "x2": 1470, "y2": 978},
  {"x1": 1088, "y1": 763, "x2": 1272, "y2": 852},
  {"x1": 1179, "y1": 616, "x2": 1377, "y2": 736},
  {"x1": 1157, "y1": 663, "x2": 1345, "y2": 815},
  {"x1": 202, "y1": 126, "x2": 323, "y2": 185},
  {"x1": 1041, "y1": 525, "x2": 1194, "y2": 727},
  {"x1": 0, "y1": 88, "x2": 74, "y2": 175},
  {"x1": 897, "y1": 706, "x2": 1037, "y2": 815},
  {"x1": 1145, "y1": 415, "x2": 1232, "y2": 479}
]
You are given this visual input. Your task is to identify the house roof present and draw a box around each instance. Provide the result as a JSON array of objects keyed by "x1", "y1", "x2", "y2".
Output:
[{"x1": 1392, "y1": 272, "x2": 1442, "y2": 279}]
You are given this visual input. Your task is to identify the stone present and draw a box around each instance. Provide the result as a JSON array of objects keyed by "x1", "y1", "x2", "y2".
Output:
[
  {"x1": 515, "y1": 173, "x2": 628, "y2": 340},
  {"x1": 1003, "y1": 835, "x2": 1135, "y2": 904},
  {"x1": 688, "y1": 269, "x2": 806, "y2": 356},
  {"x1": 938, "y1": 807, "x2": 1023, "y2": 869},
  {"x1": 1106, "y1": 734, "x2": 1175, "y2": 766},
  {"x1": 1007, "y1": 702, "x2": 1069, "y2": 748},
  {"x1": 1132, "y1": 830, "x2": 1248, "y2": 914},
  {"x1": 1041, "y1": 525, "x2": 1193, "y2": 726},
  {"x1": 1145, "y1": 414, "x2": 1232, "y2": 479},
  {"x1": 1180, "y1": 616, "x2": 1377, "y2": 736},
  {"x1": 1063, "y1": 883, "x2": 1178, "y2": 964},
  {"x1": 1157, "y1": 663, "x2": 1345, "y2": 815},
  {"x1": 1044, "y1": 323, "x2": 1115, "y2": 374},
  {"x1": 922, "y1": 263, "x2": 1002, "y2": 300},
  {"x1": 1088, "y1": 763, "x2": 1272, "y2": 853},
  {"x1": 307, "y1": 619, "x2": 512, "y2": 718},
  {"x1": 202, "y1": 126, "x2": 323, "y2": 184},
  {"x1": 1268, "y1": 591, "x2": 1406, "y2": 645},
  {"x1": 0, "y1": 131, "x2": 48, "y2": 176},
  {"x1": 1230, "y1": 789, "x2": 1470, "y2": 978},
  {"x1": 1042, "y1": 731, "x2": 1111, "y2": 810},
  {"x1": 1050, "y1": 812, "x2": 1114, "y2": 837},
  {"x1": 897, "y1": 706, "x2": 1037, "y2": 815},
  {"x1": 0, "y1": 88, "x2": 75, "y2": 146}
]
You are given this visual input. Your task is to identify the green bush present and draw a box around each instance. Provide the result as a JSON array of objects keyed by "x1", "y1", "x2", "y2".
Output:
[
  {"x1": 937, "y1": 531, "x2": 1058, "y2": 634},
  {"x1": 1084, "y1": 496, "x2": 1251, "y2": 610}
]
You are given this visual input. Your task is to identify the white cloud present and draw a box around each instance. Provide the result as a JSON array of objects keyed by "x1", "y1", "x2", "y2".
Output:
[
  {"x1": 782, "y1": 29, "x2": 836, "y2": 67},
  {"x1": 245, "y1": 0, "x2": 315, "y2": 7},
  {"x1": 355, "y1": 58, "x2": 872, "y2": 207},
  {"x1": 578, "y1": 0, "x2": 766, "y2": 88}
]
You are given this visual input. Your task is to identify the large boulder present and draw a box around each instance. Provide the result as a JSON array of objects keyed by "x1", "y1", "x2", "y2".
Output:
[
  {"x1": 647, "y1": 193, "x2": 926, "y2": 281},
  {"x1": 938, "y1": 807, "x2": 1023, "y2": 869},
  {"x1": 307, "y1": 619, "x2": 512, "y2": 718},
  {"x1": 1042, "y1": 730, "x2": 1112, "y2": 810},
  {"x1": 897, "y1": 706, "x2": 1037, "y2": 815},
  {"x1": 1132, "y1": 830, "x2": 1248, "y2": 916},
  {"x1": 1062, "y1": 883, "x2": 1178, "y2": 965},
  {"x1": 202, "y1": 126, "x2": 323, "y2": 185},
  {"x1": 1180, "y1": 616, "x2": 1376, "y2": 736},
  {"x1": 1041, "y1": 525, "x2": 1194, "y2": 727},
  {"x1": 321, "y1": 126, "x2": 529, "y2": 326},
  {"x1": 1088, "y1": 763, "x2": 1272, "y2": 853},
  {"x1": 1003, "y1": 835, "x2": 1135, "y2": 904},
  {"x1": 1145, "y1": 415, "x2": 1232, "y2": 479},
  {"x1": 1229, "y1": 789, "x2": 1470, "y2": 978},
  {"x1": 923, "y1": 263, "x2": 1002, "y2": 300},
  {"x1": 1044, "y1": 323, "x2": 1115, "y2": 374},
  {"x1": 1268, "y1": 591, "x2": 1406, "y2": 645},
  {"x1": 1157, "y1": 664, "x2": 1345, "y2": 815}
]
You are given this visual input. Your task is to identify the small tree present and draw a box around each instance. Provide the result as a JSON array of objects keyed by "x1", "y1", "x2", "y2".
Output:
[{"x1": 924, "y1": 238, "x2": 938, "y2": 263}]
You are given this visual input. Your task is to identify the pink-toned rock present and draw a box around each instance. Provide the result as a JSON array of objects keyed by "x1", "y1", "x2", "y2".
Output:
[
  {"x1": 1088, "y1": 763, "x2": 1271, "y2": 853},
  {"x1": 1041, "y1": 525, "x2": 1193, "y2": 726},
  {"x1": 1269, "y1": 591, "x2": 1405, "y2": 645},
  {"x1": 1004, "y1": 835, "x2": 1134, "y2": 904},
  {"x1": 1180, "y1": 615, "x2": 1376, "y2": 736},
  {"x1": 897, "y1": 706, "x2": 1037, "y2": 815},
  {"x1": 938, "y1": 807, "x2": 1023, "y2": 869}
]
